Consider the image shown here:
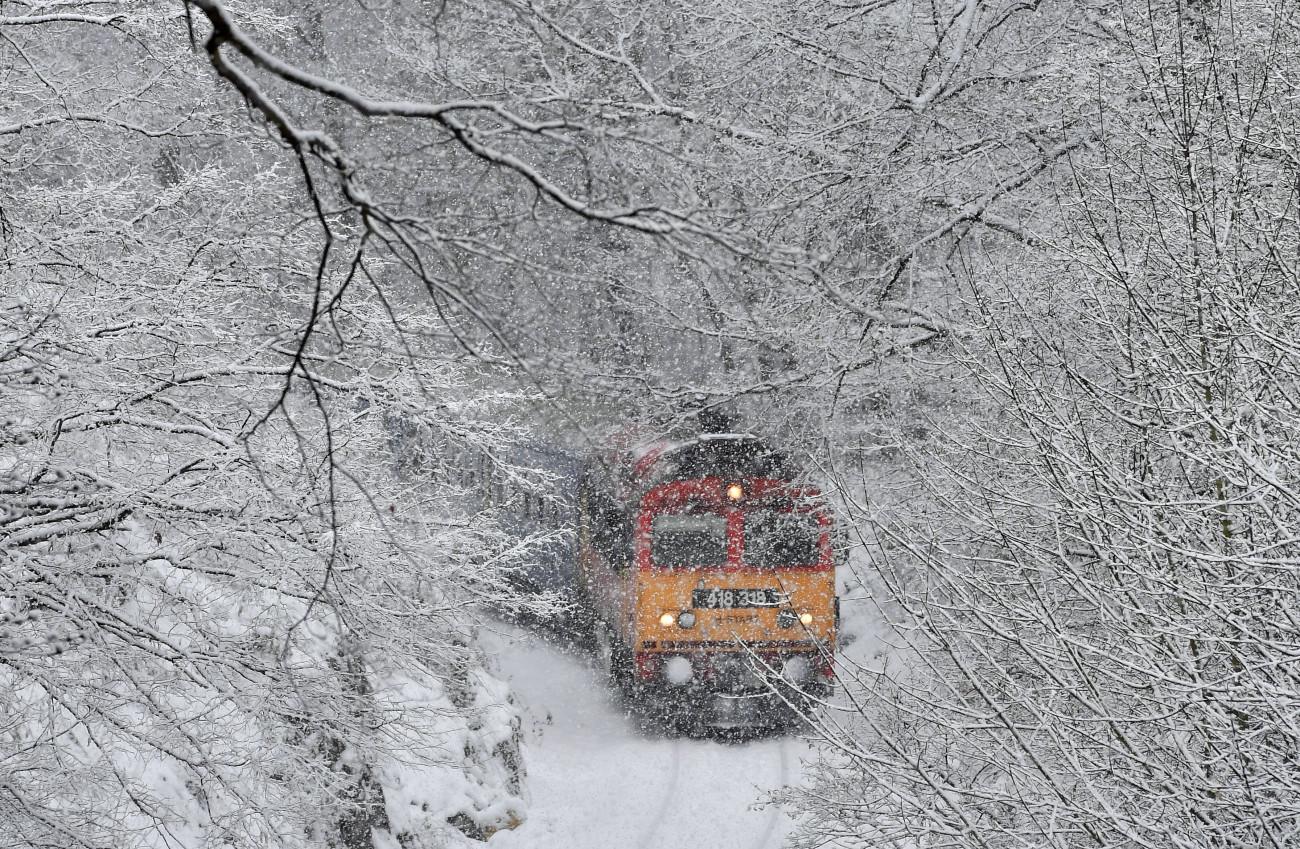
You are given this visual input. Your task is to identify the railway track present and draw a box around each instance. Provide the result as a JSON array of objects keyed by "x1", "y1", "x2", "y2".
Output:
[
  {"x1": 486, "y1": 621, "x2": 804, "y2": 849},
  {"x1": 631, "y1": 733, "x2": 793, "y2": 849},
  {"x1": 751, "y1": 737, "x2": 791, "y2": 849},
  {"x1": 635, "y1": 738, "x2": 683, "y2": 849}
]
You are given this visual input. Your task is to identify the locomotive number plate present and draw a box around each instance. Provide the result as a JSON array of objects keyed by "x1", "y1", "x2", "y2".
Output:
[{"x1": 692, "y1": 588, "x2": 781, "y2": 609}]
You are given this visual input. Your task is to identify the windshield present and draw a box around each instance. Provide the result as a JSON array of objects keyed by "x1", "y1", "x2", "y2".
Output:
[
  {"x1": 651, "y1": 513, "x2": 728, "y2": 567},
  {"x1": 744, "y1": 511, "x2": 822, "y2": 567}
]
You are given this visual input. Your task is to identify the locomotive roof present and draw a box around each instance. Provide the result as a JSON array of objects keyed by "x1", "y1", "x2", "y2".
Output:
[{"x1": 591, "y1": 432, "x2": 799, "y2": 501}]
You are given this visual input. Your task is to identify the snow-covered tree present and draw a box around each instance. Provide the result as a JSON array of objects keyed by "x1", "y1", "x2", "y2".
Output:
[
  {"x1": 12, "y1": 0, "x2": 1298, "y2": 846},
  {"x1": 2, "y1": 5, "x2": 535, "y2": 847},
  {"x1": 165, "y1": 0, "x2": 1093, "y2": 436},
  {"x1": 797, "y1": 3, "x2": 1300, "y2": 846}
]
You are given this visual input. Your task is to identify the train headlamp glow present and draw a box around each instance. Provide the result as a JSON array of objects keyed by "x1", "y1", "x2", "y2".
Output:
[
  {"x1": 727, "y1": 484, "x2": 744, "y2": 500},
  {"x1": 659, "y1": 612, "x2": 676, "y2": 627},
  {"x1": 663, "y1": 656, "x2": 694, "y2": 685},
  {"x1": 782, "y1": 655, "x2": 814, "y2": 684},
  {"x1": 800, "y1": 612, "x2": 814, "y2": 626}
]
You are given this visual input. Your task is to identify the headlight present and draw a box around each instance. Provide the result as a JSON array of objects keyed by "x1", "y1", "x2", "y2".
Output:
[
  {"x1": 777, "y1": 608, "x2": 798, "y2": 629},
  {"x1": 782, "y1": 654, "x2": 813, "y2": 684},
  {"x1": 659, "y1": 612, "x2": 676, "y2": 627},
  {"x1": 800, "y1": 612, "x2": 814, "y2": 626},
  {"x1": 663, "y1": 655, "x2": 693, "y2": 685},
  {"x1": 676, "y1": 611, "x2": 696, "y2": 628}
]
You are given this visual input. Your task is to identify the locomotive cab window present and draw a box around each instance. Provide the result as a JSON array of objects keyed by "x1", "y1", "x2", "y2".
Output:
[
  {"x1": 651, "y1": 513, "x2": 727, "y2": 567},
  {"x1": 745, "y1": 511, "x2": 822, "y2": 567}
]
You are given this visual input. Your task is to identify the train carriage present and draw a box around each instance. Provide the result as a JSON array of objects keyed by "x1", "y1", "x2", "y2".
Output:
[{"x1": 577, "y1": 430, "x2": 837, "y2": 730}]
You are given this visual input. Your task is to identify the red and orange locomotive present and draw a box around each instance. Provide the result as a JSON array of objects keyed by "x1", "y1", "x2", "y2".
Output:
[{"x1": 578, "y1": 429, "x2": 837, "y2": 729}]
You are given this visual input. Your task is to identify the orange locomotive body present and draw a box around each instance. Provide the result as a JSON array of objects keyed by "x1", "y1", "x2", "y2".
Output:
[{"x1": 578, "y1": 432, "x2": 836, "y2": 729}]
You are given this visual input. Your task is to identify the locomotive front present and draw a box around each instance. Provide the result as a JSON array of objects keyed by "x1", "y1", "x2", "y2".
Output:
[{"x1": 579, "y1": 433, "x2": 837, "y2": 730}]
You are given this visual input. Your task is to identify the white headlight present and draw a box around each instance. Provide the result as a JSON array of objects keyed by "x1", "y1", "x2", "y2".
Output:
[
  {"x1": 782, "y1": 655, "x2": 813, "y2": 684},
  {"x1": 663, "y1": 655, "x2": 693, "y2": 685}
]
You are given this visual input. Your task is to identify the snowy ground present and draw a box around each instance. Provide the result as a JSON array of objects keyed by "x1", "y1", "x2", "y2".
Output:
[{"x1": 480, "y1": 622, "x2": 812, "y2": 849}]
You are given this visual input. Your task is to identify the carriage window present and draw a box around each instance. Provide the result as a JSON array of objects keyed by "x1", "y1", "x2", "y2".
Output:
[
  {"x1": 745, "y1": 511, "x2": 821, "y2": 567},
  {"x1": 651, "y1": 513, "x2": 728, "y2": 567}
]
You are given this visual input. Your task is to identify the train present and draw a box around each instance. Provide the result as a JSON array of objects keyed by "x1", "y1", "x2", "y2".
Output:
[{"x1": 577, "y1": 428, "x2": 837, "y2": 730}]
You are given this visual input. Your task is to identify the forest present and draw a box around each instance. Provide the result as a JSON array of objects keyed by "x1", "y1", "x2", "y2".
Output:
[{"x1": 3, "y1": 1, "x2": 1299, "y2": 847}]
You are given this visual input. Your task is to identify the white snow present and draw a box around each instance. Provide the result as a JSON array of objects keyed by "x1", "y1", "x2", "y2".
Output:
[{"x1": 480, "y1": 624, "x2": 810, "y2": 849}]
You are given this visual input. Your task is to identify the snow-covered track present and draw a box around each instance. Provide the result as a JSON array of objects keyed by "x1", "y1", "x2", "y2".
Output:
[
  {"x1": 749, "y1": 736, "x2": 790, "y2": 849},
  {"x1": 483, "y1": 622, "x2": 807, "y2": 849},
  {"x1": 635, "y1": 738, "x2": 683, "y2": 849}
]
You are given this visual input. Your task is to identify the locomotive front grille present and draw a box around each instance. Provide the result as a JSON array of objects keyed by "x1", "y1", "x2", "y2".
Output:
[
  {"x1": 648, "y1": 639, "x2": 817, "y2": 650},
  {"x1": 711, "y1": 654, "x2": 766, "y2": 693}
]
